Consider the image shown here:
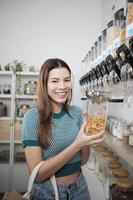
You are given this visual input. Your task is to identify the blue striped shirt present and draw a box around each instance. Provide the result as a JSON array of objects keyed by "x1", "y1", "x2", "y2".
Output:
[{"x1": 22, "y1": 105, "x2": 83, "y2": 176}]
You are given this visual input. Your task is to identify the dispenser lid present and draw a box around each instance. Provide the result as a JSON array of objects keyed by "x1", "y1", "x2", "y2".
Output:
[
  {"x1": 112, "y1": 168, "x2": 129, "y2": 178},
  {"x1": 116, "y1": 178, "x2": 133, "y2": 190}
]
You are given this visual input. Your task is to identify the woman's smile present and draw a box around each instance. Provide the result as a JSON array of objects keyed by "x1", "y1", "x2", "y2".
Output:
[{"x1": 47, "y1": 67, "x2": 72, "y2": 105}]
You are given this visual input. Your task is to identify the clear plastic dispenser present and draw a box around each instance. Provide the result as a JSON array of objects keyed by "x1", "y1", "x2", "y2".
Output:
[{"x1": 85, "y1": 91, "x2": 109, "y2": 136}]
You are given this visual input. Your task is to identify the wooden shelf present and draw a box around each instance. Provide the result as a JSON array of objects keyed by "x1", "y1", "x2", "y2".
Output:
[
  {"x1": 16, "y1": 71, "x2": 39, "y2": 76},
  {"x1": 0, "y1": 94, "x2": 11, "y2": 98},
  {"x1": 15, "y1": 94, "x2": 37, "y2": 99},
  {"x1": 0, "y1": 117, "x2": 11, "y2": 120},
  {"x1": 15, "y1": 140, "x2": 22, "y2": 144},
  {"x1": 104, "y1": 132, "x2": 133, "y2": 169},
  {"x1": 0, "y1": 140, "x2": 10, "y2": 144},
  {"x1": 0, "y1": 71, "x2": 12, "y2": 75},
  {"x1": 15, "y1": 117, "x2": 23, "y2": 121}
]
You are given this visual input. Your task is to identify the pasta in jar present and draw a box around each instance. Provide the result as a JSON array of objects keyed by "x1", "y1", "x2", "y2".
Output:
[{"x1": 85, "y1": 114, "x2": 105, "y2": 135}]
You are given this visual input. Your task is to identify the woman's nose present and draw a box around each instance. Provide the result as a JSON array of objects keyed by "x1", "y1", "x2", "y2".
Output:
[{"x1": 58, "y1": 81, "x2": 66, "y2": 89}]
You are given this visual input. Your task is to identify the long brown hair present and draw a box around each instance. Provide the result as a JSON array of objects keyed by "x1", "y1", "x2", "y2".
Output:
[{"x1": 37, "y1": 58, "x2": 72, "y2": 149}]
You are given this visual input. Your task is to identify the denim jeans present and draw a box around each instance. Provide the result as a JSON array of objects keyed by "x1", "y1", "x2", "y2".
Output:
[{"x1": 31, "y1": 172, "x2": 90, "y2": 200}]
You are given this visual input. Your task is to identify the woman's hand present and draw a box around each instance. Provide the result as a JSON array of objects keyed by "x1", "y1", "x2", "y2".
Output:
[{"x1": 74, "y1": 120, "x2": 105, "y2": 149}]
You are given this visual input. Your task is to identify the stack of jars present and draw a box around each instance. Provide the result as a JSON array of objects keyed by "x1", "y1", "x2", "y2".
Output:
[{"x1": 92, "y1": 144, "x2": 133, "y2": 200}]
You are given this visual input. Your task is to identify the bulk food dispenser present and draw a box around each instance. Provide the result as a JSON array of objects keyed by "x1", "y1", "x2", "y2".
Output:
[
  {"x1": 113, "y1": 8, "x2": 125, "y2": 56},
  {"x1": 85, "y1": 81, "x2": 109, "y2": 136},
  {"x1": 126, "y1": 0, "x2": 133, "y2": 47},
  {"x1": 116, "y1": 43, "x2": 133, "y2": 100}
]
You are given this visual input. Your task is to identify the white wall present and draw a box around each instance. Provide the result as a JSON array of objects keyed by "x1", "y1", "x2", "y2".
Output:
[
  {"x1": 0, "y1": 0, "x2": 103, "y2": 106},
  {"x1": 0, "y1": 0, "x2": 129, "y2": 117}
]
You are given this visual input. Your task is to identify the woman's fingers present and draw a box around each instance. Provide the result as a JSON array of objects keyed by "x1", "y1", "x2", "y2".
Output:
[
  {"x1": 89, "y1": 134, "x2": 106, "y2": 146},
  {"x1": 82, "y1": 131, "x2": 105, "y2": 140}
]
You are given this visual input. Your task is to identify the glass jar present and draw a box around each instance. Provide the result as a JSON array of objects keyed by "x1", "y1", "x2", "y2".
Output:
[
  {"x1": 122, "y1": 121, "x2": 130, "y2": 144},
  {"x1": 18, "y1": 104, "x2": 30, "y2": 117},
  {"x1": 112, "y1": 118, "x2": 119, "y2": 137},
  {"x1": 129, "y1": 134, "x2": 133, "y2": 146},
  {"x1": 94, "y1": 41, "x2": 98, "y2": 60},
  {"x1": 0, "y1": 84, "x2": 2, "y2": 94},
  {"x1": 100, "y1": 61, "x2": 111, "y2": 93},
  {"x1": 3, "y1": 84, "x2": 11, "y2": 94},
  {"x1": 126, "y1": 1, "x2": 133, "y2": 47},
  {"x1": 0, "y1": 102, "x2": 7, "y2": 117},
  {"x1": 105, "y1": 55, "x2": 121, "y2": 98},
  {"x1": 103, "y1": 165, "x2": 112, "y2": 200},
  {"x1": 85, "y1": 98, "x2": 108, "y2": 136},
  {"x1": 116, "y1": 119, "x2": 124, "y2": 140},
  {"x1": 113, "y1": 8, "x2": 125, "y2": 56},
  {"x1": 111, "y1": 178, "x2": 133, "y2": 200},
  {"x1": 106, "y1": 21, "x2": 114, "y2": 56},
  {"x1": 129, "y1": 124, "x2": 133, "y2": 146},
  {"x1": 108, "y1": 117, "x2": 116, "y2": 134},
  {"x1": 24, "y1": 81, "x2": 37, "y2": 95},
  {"x1": 98, "y1": 35, "x2": 102, "y2": 58},
  {"x1": 116, "y1": 43, "x2": 133, "y2": 99}
]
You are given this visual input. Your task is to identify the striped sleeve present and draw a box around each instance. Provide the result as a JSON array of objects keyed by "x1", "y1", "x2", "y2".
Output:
[
  {"x1": 21, "y1": 108, "x2": 40, "y2": 148},
  {"x1": 70, "y1": 106, "x2": 83, "y2": 129}
]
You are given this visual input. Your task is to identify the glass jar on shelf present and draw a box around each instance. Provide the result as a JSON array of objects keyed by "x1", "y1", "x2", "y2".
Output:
[
  {"x1": 85, "y1": 100, "x2": 108, "y2": 136},
  {"x1": 129, "y1": 123, "x2": 133, "y2": 146},
  {"x1": 24, "y1": 80, "x2": 37, "y2": 95},
  {"x1": 18, "y1": 104, "x2": 30, "y2": 117},
  {"x1": 113, "y1": 8, "x2": 125, "y2": 57},
  {"x1": 122, "y1": 121, "x2": 130, "y2": 144},
  {"x1": 111, "y1": 178, "x2": 133, "y2": 200},
  {"x1": 112, "y1": 118, "x2": 119, "y2": 137},
  {"x1": 126, "y1": 0, "x2": 133, "y2": 47},
  {"x1": 116, "y1": 118, "x2": 124, "y2": 140},
  {"x1": 0, "y1": 102, "x2": 7, "y2": 117},
  {"x1": 3, "y1": 84, "x2": 11, "y2": 94},
  {"x1": 97, "y1": 153, "x2": 105, "y2": 182},
  {"x1": 0, "y1": 84, "x2": 2, "y2": 94},
  {"x1": 106, "y1": 20, "x2": 114, "y2": 56}
]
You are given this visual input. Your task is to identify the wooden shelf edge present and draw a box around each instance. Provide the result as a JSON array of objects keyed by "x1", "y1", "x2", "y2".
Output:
[{"x1": 104, "y1": 132, "x2": 133, "y2": 169}]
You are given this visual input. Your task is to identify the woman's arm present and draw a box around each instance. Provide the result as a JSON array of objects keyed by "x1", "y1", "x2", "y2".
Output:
[
  {"x1": 25, "y1": 129, "x2": 104, "y2": 183},
  {"x1": 25, "y1": 141, "x2": 80, "y2": 182},
  {"x1": 80, "y1": 147, "x2": 90, "y2": 166}
]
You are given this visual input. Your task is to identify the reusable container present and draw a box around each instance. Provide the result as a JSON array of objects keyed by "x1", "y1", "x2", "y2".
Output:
[
  {"x1": 126, "y1": 0, "x2": 133, "y2": 47},
  {"x1": 85, "y1": 94, "x2": 108, "y2": 136},
  {"x1": 113, "y1": 8, "x2": 125, "y2": 56}
]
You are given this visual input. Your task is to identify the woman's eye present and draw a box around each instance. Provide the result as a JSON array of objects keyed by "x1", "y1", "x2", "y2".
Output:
[
  {"x1": 65, "y1": 79, "x2": 71, "y2": 82},
  {"x1": 52, "y1": 80, "x2": 58, "y2": 83}
]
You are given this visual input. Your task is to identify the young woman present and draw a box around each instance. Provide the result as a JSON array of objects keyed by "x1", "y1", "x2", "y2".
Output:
[{"x1": 22, "y1": 58, "x2": 105, "y2": 200}]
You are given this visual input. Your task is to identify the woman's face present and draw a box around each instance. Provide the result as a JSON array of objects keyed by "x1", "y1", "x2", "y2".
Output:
[{"x1": 47, "y1": 67, "x2": 72, "y2": 107}]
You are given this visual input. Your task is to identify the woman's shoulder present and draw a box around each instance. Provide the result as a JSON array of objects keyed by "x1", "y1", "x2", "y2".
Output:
[
  {"x1": 69, "y1": 105, "x2": 83, "y2": 115},
  {"x1": 23, "y1": 107, "x2": 39, "y2": 121}
]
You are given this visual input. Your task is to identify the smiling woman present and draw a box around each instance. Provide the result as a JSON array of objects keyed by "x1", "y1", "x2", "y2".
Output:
[
  {"x1": 22, "y1": 58, "x2": 105, "y2": 200},
  {"x1": 47, "y1": 67, "x2": 72, "y2": 107}
]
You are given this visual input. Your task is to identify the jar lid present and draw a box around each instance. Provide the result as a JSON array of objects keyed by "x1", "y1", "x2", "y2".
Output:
[
  {"x1": 108, "y1": 159, "x2": 120, "y2": 165},
  {"x1": 95, "y1": 145, "x2": 107, "y2": 151},
  {"x1": 112, "y1": 168, "x2": 128, "y2": 178},
  {"x1": 116, "y1": 178, "x2": 133, "y2": 190},
  {"x1": 100, "y1": 150, "x2": 113, "y2": 157},
  {"x1": 108, "y1": 162, "x2": 121, "y2": 169},
  {"x1": 106, "y1": 155, "x2": 119, "y2": 162},
  {"x1": 20, "y1": 104, "x2": 30, "y2": 108}
]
